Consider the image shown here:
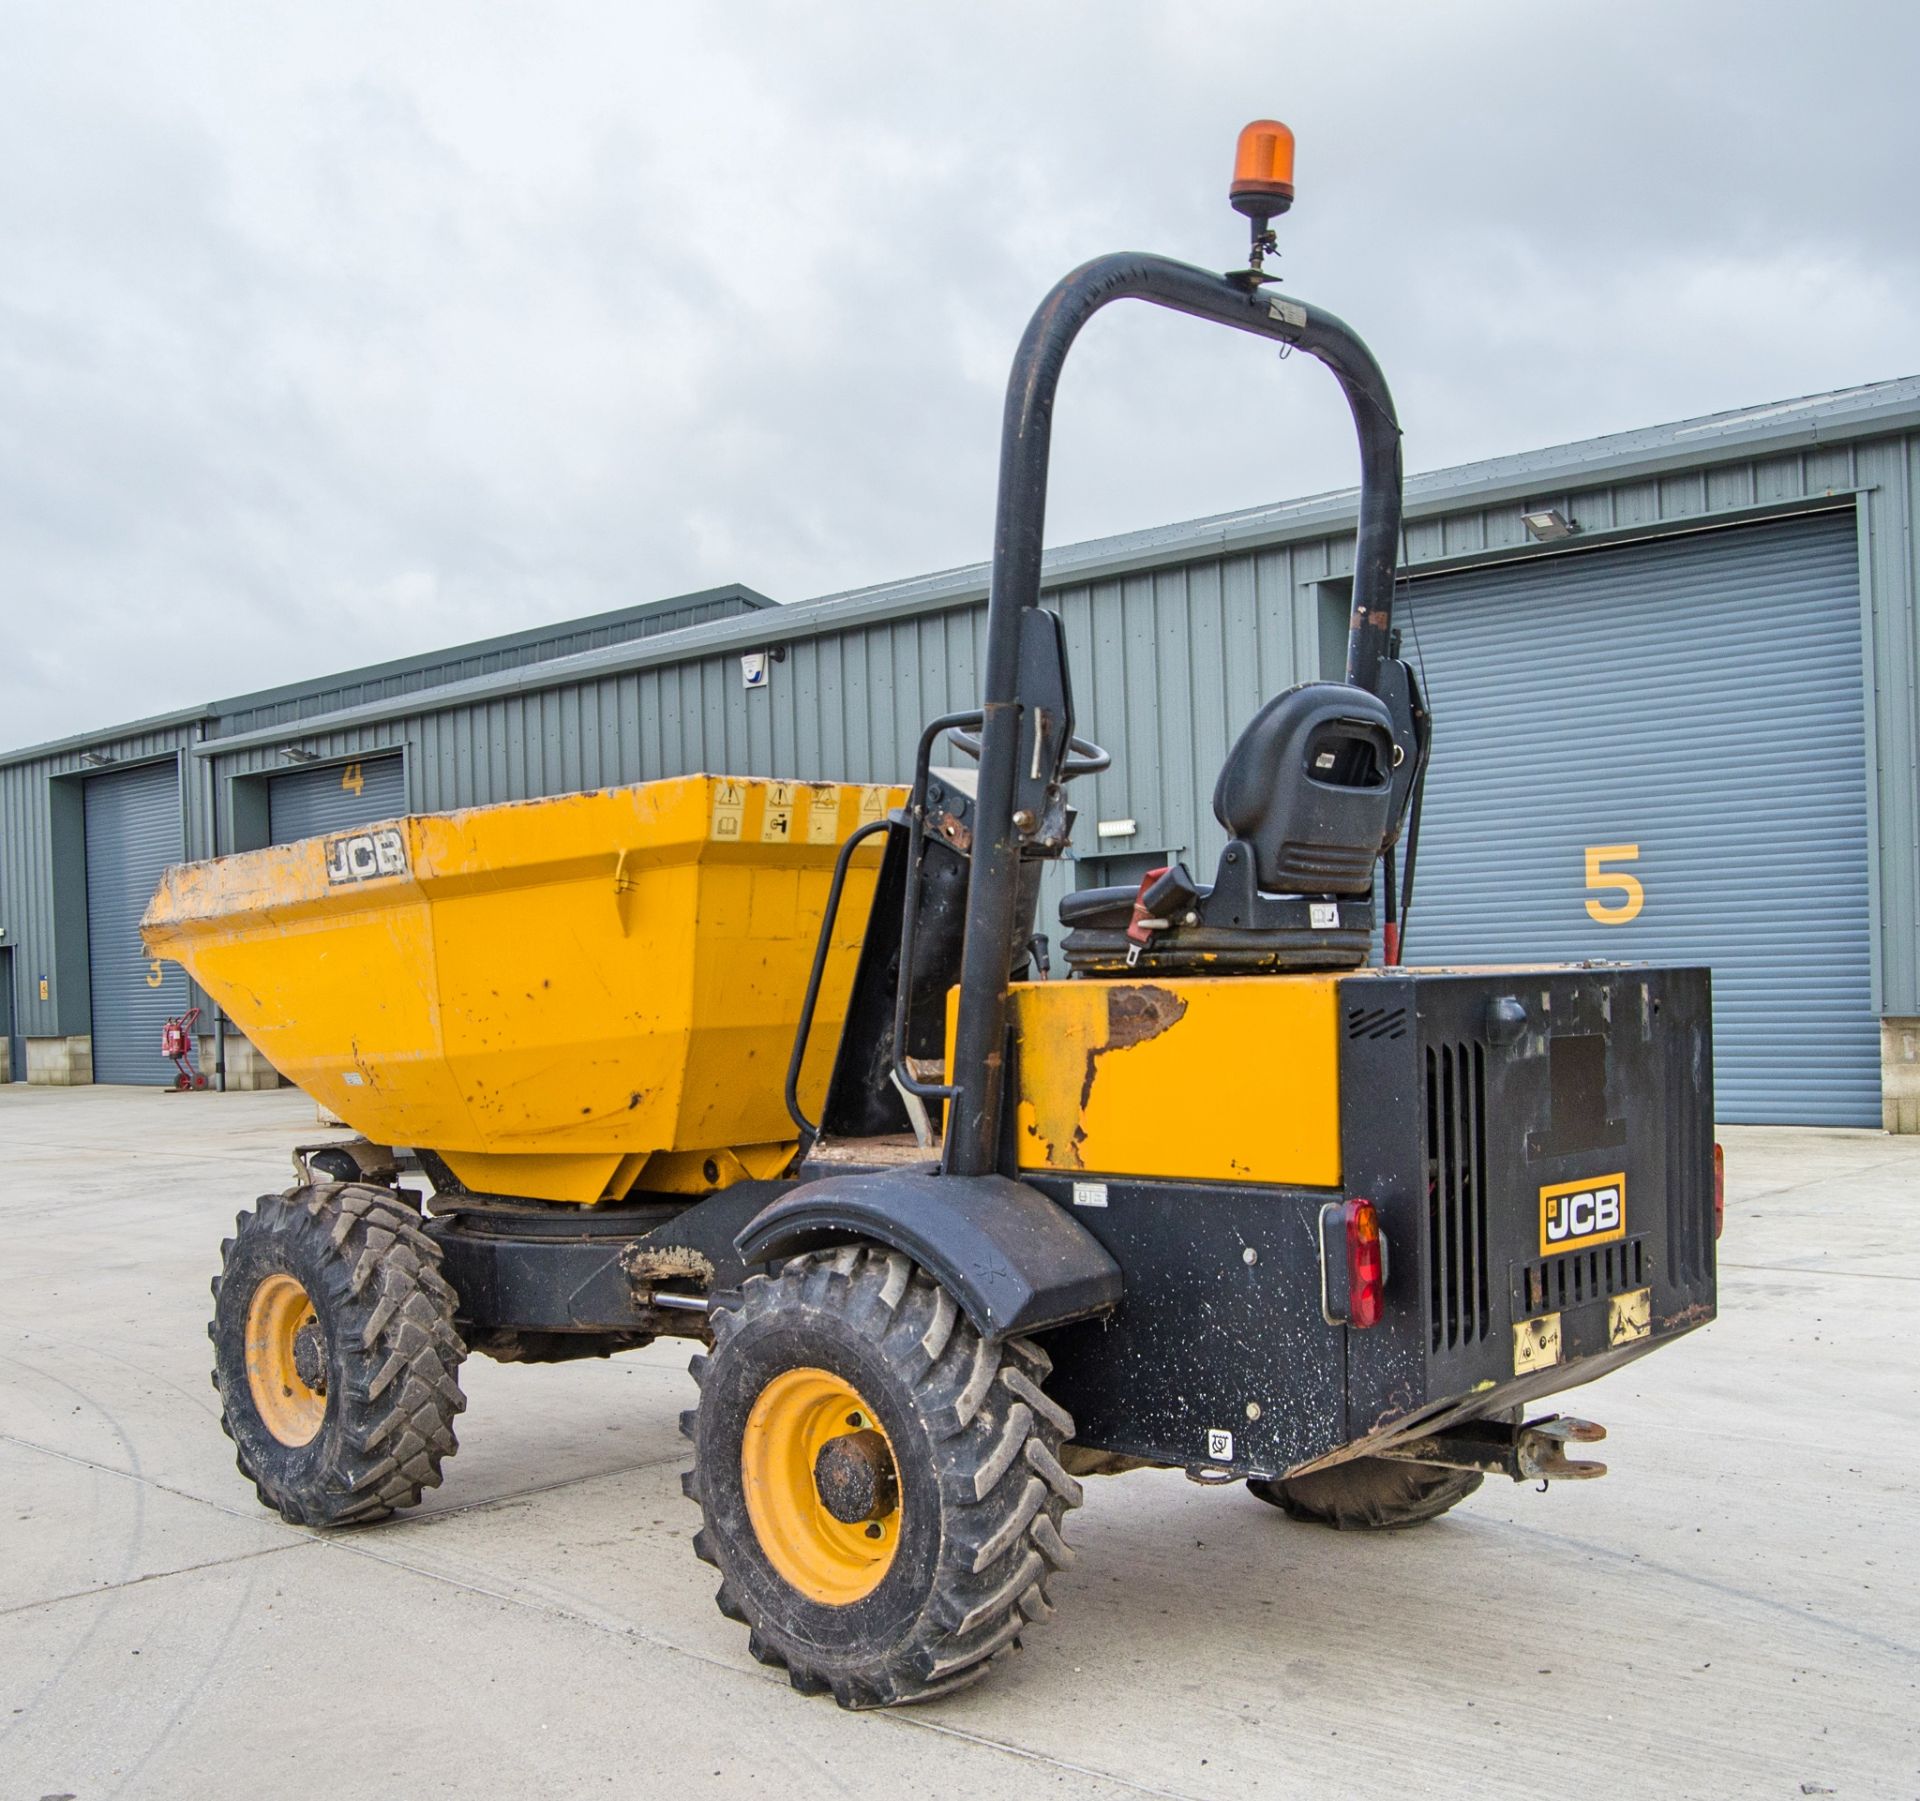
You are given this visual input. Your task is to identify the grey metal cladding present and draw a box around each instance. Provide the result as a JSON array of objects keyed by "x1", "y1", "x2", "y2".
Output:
[
  {"x1": 1394, "y1": 510, "x2": 1877, "y2": 1126},
  {"x1": 83, "y1": 759, "x2": 189, "y2": 1085},
  {"x1": 2, "y1": 380, "x2": 1918, "y2": 1093},
  {"x1": 211, "y1": 586, "x2": 772, "y2": 738},
  {"x1": 267, "y1": 754, "x2": 407, "y2": 843}
]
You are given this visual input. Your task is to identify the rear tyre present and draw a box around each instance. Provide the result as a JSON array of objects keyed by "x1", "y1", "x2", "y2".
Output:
[
  {"x1": 683, "y1": 1246, "x2": 1080, "y2": 1709},
  {"x1": 210, "y1": 1184, "x2": 466, "y2": 1526},
  {"x1": 1247, "y1": 1457, "x2": 1482, "y2": 1529}
]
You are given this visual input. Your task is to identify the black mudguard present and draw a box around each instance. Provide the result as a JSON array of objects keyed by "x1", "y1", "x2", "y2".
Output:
[{"x1": 735, "y1": 1171, "x2": 1121, "y2": 1341}]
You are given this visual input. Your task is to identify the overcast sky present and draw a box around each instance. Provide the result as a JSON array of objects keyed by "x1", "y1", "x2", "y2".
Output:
[{"x1": 4, "y1": 0, "x2": 1915, "y2": 749}]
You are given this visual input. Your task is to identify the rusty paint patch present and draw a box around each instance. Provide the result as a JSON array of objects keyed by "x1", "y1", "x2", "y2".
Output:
[
  {"x1": 930, "y1": 808, "x2": 972, "y2": 853},
  {"x1": 1106, "y1": 984, "x2": 1187, "y2": 1049},
  {"x1": 1078, "y1": 985, "x2": 1189, "y2": 1115},
  {"x1": 1659, "y1": 1300, "x2": 1715, "y2": 1332}
]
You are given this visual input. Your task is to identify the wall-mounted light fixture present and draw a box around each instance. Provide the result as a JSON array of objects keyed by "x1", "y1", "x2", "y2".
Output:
[
  {"x1": 279, "y1": 746, "x2": 319, "y2": 763},
  {"x1": 740, "y1": 645, "x2": 788, "y2": 691},
  {"x1": 80, "y1": 750, "x2": 116, "y2": 767},
  {"x1": 1521, "y1": 507, "x2": 1577, "y2": 543}
]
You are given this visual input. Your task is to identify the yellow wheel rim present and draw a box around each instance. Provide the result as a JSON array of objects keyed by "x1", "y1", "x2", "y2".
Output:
[
  {"x1": 245, "y1": 1272, "x2": 328, "y2": 1447},
  {"x1": 741, "y1": 1367, "x2": 901, "y2": 1606}
]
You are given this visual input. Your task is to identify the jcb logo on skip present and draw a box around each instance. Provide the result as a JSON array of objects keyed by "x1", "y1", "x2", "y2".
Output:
[{"x1": 324, "y1": 828, "x2": 408, "y2": 885}]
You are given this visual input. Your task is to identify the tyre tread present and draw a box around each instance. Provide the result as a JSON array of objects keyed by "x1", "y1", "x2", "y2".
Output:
[
  {"x1": 210, "y1": 1183, "x2": 465, "y2": 1527},
  {"x1": 685, "y1": 1247, "x2": 1079, "y2": 1709}
]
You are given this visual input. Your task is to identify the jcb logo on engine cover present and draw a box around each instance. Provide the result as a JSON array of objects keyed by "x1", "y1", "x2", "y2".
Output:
[
  {"x1": 1539, "y1": 1172, "x2": 1626, "y2": 1256},
  {"x1": 324, "y1": 828, "x2": 408, "y2": 885}
]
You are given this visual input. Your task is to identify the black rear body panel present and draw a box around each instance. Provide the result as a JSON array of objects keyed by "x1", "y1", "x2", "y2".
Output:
[{"x1": 1032, "y1": 964, "x2": 1717, "y2": 1477}]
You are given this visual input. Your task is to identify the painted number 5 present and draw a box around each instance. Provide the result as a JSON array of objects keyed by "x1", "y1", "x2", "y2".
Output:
[{"x1": 1584, "y1": 844, "x2": 1644, "y2": 924}]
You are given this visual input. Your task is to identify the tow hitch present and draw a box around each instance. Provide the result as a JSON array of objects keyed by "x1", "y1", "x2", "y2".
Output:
[{"x1": 1378, "y1": 1415, "x2": 1609, "y2": 1483}]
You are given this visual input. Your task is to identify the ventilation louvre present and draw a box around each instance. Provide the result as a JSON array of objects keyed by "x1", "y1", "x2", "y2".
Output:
[
  {"x1": 1425, "y1": 1041, "x2": 1491, "y2": 1350},
  {"x1": 1666, "y1": 1033, "x2": 1714, "y2": 1285},
  {"x1": 1514, "y1": 1236, "x2": 1649, "y2": 1318},
  {"x1": 1346, "y1": 1004, "x2": 1409, "y2": 1042}
]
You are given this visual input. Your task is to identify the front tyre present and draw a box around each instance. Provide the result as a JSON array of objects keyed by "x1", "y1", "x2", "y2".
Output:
[
  {"x1": 683, "y1": 1247, "x2": 1080, "y2": 1709},
  {"x1": 210, "y1": 1184, "x2": 466, "y2": 1526}
]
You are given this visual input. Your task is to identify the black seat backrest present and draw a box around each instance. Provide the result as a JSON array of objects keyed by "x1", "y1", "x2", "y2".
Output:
[{"x1": 1211, "y1": 682, "x2": 1396, "y2": 894}]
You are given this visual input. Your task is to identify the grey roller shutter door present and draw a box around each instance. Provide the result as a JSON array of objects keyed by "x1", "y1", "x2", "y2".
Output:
[
  {"x1": 1397, "y1": 510, "x2": 1877, "y2": 1126},
  {"x1": 85, "y1": 760, "x2": 189, "y2": 1086},
  {"x1": 268, "y1": 754, "x2": 406, "y2": 843}
]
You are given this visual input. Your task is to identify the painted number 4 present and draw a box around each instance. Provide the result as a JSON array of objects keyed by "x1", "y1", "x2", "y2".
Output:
[
  {"x1": 1585, "y1": 844, "x2": 1644, "y2": 924},
  {"x1": 341, "y1": 762, "x2": 365, "y2": 798}
]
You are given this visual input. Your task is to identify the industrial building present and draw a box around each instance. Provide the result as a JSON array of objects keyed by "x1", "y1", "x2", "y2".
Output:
[{"x1": 4, "y1": 376, "x2": 1918, "y2": 1130}]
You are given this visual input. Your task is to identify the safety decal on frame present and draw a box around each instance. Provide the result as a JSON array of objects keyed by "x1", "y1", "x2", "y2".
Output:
[
  {"x1": 710, "y1": 779, "x2": 746, "y2": 841},
  {"x1": 807, "y1": 787, "x2": 841, "y2": 845},
  {"x1": 859, "y1": 785, "x2": 889, "y2": 825},
  {"x1": 761, "y1": 781, "x2": 797, "y2": 844}
]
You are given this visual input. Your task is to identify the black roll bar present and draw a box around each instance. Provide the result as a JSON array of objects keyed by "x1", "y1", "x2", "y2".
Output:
[{"x1": 944, "y1": 252, "x2": 1404, "y2": 1178}]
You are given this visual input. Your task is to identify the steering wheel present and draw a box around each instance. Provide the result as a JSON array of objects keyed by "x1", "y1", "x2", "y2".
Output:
[{"x1": 945, "y1": 724, "x2": 1111, "y2": 780}]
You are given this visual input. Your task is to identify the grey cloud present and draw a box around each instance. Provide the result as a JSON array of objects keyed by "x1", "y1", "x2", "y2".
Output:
[{"x1": 2, "y1": 0, "x2": 1915, "y2": 747}]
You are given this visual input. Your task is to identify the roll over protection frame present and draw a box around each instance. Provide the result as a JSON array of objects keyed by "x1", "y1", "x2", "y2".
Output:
[{"x1": 945, "y1": 252, "x2": 1404, "y2": 1179}]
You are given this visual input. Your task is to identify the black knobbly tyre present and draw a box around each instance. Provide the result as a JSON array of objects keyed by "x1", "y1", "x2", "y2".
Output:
[
  {"x1": 682, "y1": 1246, "x2": 1080, "y2": 1709},
  {"x1": 1247, "y1": 1456, "x2": 1482, "y2": 1530},
  {"x1": 210, "y1": 1183, "x2": 467, "y2": 1527}
]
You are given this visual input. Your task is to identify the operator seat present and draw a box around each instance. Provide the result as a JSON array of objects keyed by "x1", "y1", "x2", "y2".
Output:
[{"x1": 1058, "y1": 682, "x2": 1396, "y2": 975}]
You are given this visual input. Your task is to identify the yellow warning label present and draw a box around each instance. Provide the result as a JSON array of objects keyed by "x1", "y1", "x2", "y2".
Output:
[
  {"x1": 859, "y1": 785, "x2": 889, "y2": 825},
  {"x1": 761, "y1": 781, "x2": 797, "y2": 844},
  {"x1": 1513, "y1": 1311, "x2": 1562, "y2": 1375},
  {"x1": 807, "y1": 788, "x2": 840, "y2": 845},
  {"x1": 710, "y1": 779, "x2": 745, "y2": 842}
]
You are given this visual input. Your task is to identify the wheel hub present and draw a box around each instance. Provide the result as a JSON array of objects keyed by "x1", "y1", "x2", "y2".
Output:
[
  {"x1": 812, "y1": 1428, "x2": 897, "y2": 1525},
  {"x1": 740, "y1": 1368, "x2": 902, "y2": 1604},
  {"x1": 291, "y1": 1319, "x2": 329, "y2": 1394},
  {"x1": 244, "y1": 1272, "x2": 329, "y2": 1447}
]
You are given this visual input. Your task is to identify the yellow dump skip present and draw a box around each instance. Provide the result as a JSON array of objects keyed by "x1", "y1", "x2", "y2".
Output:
[
  {"x1": 995, "y1": 975, "x2": 1343, "y2": 1188},
  {"x1": 142, "y1": 776, "x2": 901, "y2": 1203}
]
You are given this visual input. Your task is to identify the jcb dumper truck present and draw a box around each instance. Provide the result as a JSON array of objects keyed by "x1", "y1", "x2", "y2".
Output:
[{"x1": 145, "y1": 119, "x2": 1719, "y2": 1709}]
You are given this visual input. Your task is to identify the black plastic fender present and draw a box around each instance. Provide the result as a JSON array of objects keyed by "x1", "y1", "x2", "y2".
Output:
[{"x1": 735, "y1": 1171, "x2": 1122, "y2": 1341}]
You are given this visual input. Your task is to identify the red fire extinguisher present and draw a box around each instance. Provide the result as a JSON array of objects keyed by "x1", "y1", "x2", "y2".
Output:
[{"x1": 163, "y1": 1006, "x2": 207, "y2": 1091}]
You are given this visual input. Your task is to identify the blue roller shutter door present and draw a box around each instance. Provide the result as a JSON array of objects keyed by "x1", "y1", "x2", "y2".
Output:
[
  {"x1": 1398, "y1": 510, "x2": 1877, "y2": 1126},
  {"x1": 85, "y1": 760, "x2": 189, "y2": 1086}
]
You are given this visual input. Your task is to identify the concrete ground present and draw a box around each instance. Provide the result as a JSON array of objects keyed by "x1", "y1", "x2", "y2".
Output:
[{"x1": 1, "y1": 1087, "x2": 1914, "y2": 1801}]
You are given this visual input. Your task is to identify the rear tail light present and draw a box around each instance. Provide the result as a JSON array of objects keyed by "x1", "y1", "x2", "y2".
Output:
[
  {"x1": 1318, "y1": 1198, "x2": 1389, "y2": 1328},
  {"x1": 1347, "y1": 1199, "x2": 1385, "y2": 1329},
  {"x1": 1713, "y1": 1142, "x2": 1725, "y2": 1239}
]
